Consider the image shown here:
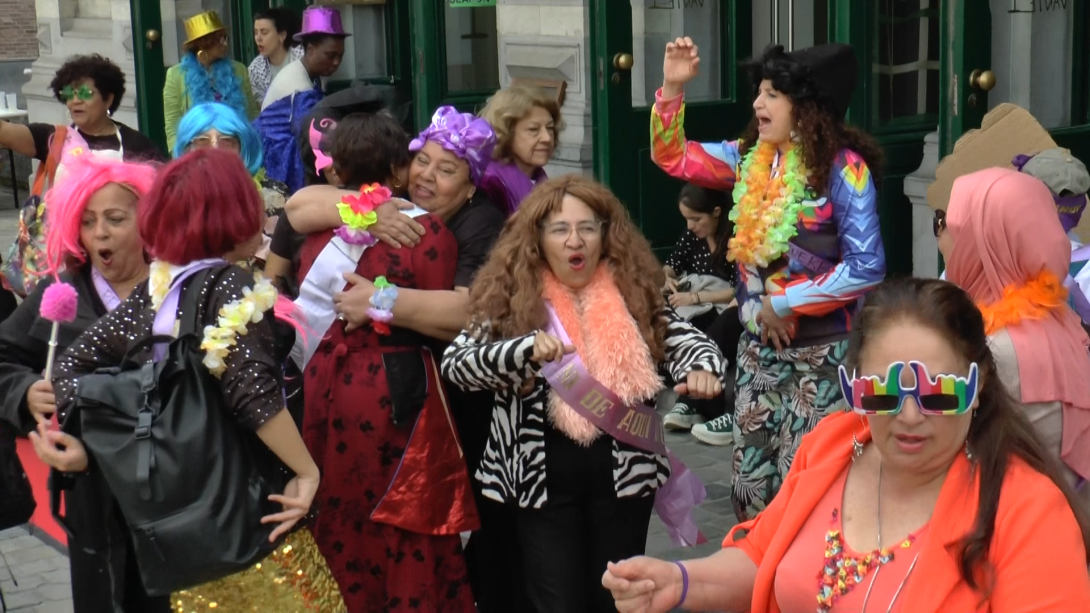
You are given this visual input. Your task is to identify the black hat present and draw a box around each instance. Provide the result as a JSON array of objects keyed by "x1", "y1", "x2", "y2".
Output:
[
  {"x1": 297, "y1": 82, "x2": 413, "y2": 186},
  {"x1": 745, "y1": 43, "x2": 857, "y2": 119}
]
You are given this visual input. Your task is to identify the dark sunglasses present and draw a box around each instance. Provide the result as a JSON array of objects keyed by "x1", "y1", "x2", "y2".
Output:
[{"x1": 933, "y1": 209, "x2": 946, "y2": 238}]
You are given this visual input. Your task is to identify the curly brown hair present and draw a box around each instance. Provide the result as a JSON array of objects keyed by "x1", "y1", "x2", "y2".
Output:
[
  {"x1": 739, "y1": 44, "x2": 884, "y2": 193},
  {"x1": 466, "y1": 175, "x2": 669, "y2": 361},
  {"x1": 738, "y1": 100, "x2": 884, "y2": 193}
]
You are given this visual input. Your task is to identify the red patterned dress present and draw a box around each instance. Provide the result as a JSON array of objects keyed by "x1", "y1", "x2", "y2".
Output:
[{"x1": 297, "y1": 215, "x2": 477, "y2": 612}]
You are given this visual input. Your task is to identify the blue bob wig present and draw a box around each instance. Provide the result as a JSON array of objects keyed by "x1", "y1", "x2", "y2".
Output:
[{"x1": 173, "y1": 102, "x2": 264, "y2": 176}]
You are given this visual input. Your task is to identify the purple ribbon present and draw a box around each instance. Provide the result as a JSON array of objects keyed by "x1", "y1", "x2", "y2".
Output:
[
  {"x1": 541, "y1": 303, "x2": 707, "y2": 546},
  {"x1": 409, "y1": 106, "x2": 496, "y2": 184},
  {"x1": 1055, "y1": 193, "x2": 1087, "y2": 234},
  {"x1": 151, "y1": 261, "x2": 221, "y2": 362},
  {"x1": 91, "y1": 267, "x2": 121, "y2": 312}
]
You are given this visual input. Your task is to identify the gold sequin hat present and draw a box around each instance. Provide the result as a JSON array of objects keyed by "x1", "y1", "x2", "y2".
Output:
[{"x1": 183, "y1": 11, "x2": 226, "y2": 46}]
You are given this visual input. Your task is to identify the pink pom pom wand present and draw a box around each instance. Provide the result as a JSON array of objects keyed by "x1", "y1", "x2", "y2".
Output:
[{"x1": 40, "y1": 281, "x2": 79, "y2": 382}]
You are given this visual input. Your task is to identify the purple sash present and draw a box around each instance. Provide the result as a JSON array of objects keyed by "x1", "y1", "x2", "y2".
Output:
[
  {"x1": 151, "y1": 261, "x2": 222, "y2": 362},
  {"x1": 91, "y1": 267, "x2": 121, "y2": 312},
  {"x1": 541, "y1": 303, "x2": 708, "y2": 546},
  {"x1": 787, "y1": 242, "x2": 836, "y2": 275}
]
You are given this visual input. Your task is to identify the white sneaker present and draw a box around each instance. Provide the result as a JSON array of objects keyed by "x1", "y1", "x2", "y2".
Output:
[
  {"x1": 664, "y1": 403, "x2": 705, "y2": 431},
  {"x1": 691, "y1": 413, "x2": 735, "y2": 446}
]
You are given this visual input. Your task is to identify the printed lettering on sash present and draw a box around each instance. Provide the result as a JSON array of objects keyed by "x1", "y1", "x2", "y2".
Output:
[
  {"x1": 558, "y1": 363, "x2": 579, "y2": 391},
  {"x1": 580, "y1": 389, "x2": 613, "y2": 417}
]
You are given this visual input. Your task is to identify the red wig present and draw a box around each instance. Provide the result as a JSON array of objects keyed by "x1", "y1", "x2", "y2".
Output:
[
  {"x1": 44, "y1": 157, "x2": 157, "y2": 276},
  {"x1": 139, "y1": 148, "x2": 263, "y2": 264}
]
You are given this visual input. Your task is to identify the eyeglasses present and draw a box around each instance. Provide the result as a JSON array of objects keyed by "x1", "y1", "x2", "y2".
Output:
[
  {"x1": 188, "y1": 134, "x2": 242, "y2": 152},
  {"x1": 541, "y1": 220, "x2": 605, "y2": 239},
  {"x1": 60, "y1": 85, "x2": 94, "y2": 102},
  {"x1": 838, "y1": 361, "x2": 979, "y2": 416},
  {"x1": 933, "y1": 209, "x2": 947, "y2": 238}
]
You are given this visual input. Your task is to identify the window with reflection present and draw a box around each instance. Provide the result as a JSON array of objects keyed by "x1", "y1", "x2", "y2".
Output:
[
  {"x1": 632, "y1": 0, "x2": 722, "y2": 106},
  {"x1": 444, "y1": 5, "x2": 499, "y2": 93},
  {"x1": 874, "y1": 0, "x2": 940, "y2": 123}
]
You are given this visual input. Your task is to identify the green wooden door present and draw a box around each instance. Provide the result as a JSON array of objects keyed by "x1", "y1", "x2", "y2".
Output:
[
  {"x1": 130, "y1": 0, "x2": 270, "y2": 154},
  {"x1": 589, "y1": 0, "x2": 755, "y2": 257},
  {"x1": 940, "y1": 0, "x2": 992, "y2": 156},
  {"x1": 409, "y1": 0, "x2": 501, "y2": 132}
]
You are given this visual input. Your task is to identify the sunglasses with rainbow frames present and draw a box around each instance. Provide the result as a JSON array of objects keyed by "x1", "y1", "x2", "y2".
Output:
[{"x1": 837, "y1": 361, "x2": 979, "y2": 415}]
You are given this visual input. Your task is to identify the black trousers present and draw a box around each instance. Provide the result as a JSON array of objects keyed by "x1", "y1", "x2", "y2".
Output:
[
  {"x1": 678, "y1": 306, "x2": 742, "y2": 419},
  {"x1": 516, "y1": 424, "x2": 655, "y2": 613}
]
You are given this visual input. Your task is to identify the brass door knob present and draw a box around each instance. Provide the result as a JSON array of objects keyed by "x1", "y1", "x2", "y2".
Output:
[
  {"x1": 969, "y1": 69, "x2": 996, "y2": 92},
  {"x1": 613, "y1": 53, "x2": 634, "y2": 71},
  {"x1": 146, "y1": 29, "x2": 161, "y2": 43}
]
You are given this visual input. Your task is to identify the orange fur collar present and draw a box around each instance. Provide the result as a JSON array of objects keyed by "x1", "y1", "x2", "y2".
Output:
[
  {"x1": 541, "y1": 266, "x2": 662, "y2": 445},
  {"x1": 977, "y1": 270, "x2": 1068, "y2": 335}
]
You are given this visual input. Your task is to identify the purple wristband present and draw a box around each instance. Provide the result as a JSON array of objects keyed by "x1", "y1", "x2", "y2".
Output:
[{"x1": 674, "y1": 560, "x2": 689, "y2": 607}]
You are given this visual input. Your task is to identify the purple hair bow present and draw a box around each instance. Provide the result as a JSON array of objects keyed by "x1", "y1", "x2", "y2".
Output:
[{"x1": 409, "y1": 106, "x2": 496, "y2": 184}]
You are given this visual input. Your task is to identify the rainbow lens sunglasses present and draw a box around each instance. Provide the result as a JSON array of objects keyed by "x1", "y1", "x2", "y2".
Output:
[
  {"x1": 837, "y1": 361, "x2": 979, "y2": 416},
  {"x1": 60, "y1": 85, "x2": 94, "y2": 102}
]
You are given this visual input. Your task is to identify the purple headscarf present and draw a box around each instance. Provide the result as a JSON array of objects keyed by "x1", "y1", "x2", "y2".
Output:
[{"x1": 409, "y1": 106, "x2": 496, "y2": 184}]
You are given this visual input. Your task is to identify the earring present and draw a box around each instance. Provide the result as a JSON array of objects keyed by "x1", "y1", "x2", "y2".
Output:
[
  {"x1": 790, "y1": 128, "x2": 801, "y2": 142},
  {"x1": 106, "y1": 108, "x2": 112, "y2": 118},
  {"x1": 197, "y1": 49, "x2": 208, "y2": 64},
  {"x1": 965, "y1": 440, "x2": 974, "y2": 462},
  {"x1": 851, "y1": 433, "x2": 864, "y2": 460}
]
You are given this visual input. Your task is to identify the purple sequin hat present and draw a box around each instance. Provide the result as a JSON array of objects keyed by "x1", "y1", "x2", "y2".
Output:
[
  {"x1": 294, "y1": 7, "x2": 351, "y2": 41},
  {"x1": 409, "y1": 106, "x2": 496, "y2": 184}
]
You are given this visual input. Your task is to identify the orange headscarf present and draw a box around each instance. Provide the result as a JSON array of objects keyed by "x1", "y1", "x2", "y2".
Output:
[{"x1": 945, "y1": 168, "x2": 1090, "y2": 479}]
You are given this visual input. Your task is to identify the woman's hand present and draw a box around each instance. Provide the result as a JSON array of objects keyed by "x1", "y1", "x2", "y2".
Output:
[
  {"x1": 756, "y1": 295, "x2": 795, "y2": 352},
  {"x1": 668, "y1": 292, "x2": 699, "y2": 309},
  {"x1": 26, "y1": 379, "x2": 56, "y2": 424},
  {"x1": 372, "y1": 200, "x2": 426, "y2": 249},
  {"x1": 530, "y1": 332, "x2": 575, "y2": 364},
  {"x1": 335, "y1": 272, "x2": 376, "y2": 332},
  {"x1": 28, "y1": 421, "x2": 88, "y2": 473},
  {"x1": 674, "y1": 370, "x2": 722, "y2": 399},
  {"x1": 602, "y1": 557, "x2": 684, "y2": 613},
  {"x1": 663, "y1": 37, "x2": 700, "y2": 98},
  {"x1": 662, "y1": 272, "x2": 679, "y2": 295},
  {"x1": 262, "y1": 471, "x2": 320, "y2": 543}
]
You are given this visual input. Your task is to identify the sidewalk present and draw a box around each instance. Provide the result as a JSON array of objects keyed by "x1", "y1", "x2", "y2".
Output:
[{"x1": 0, "y1": 527, "x2": 72, "y2": 613}]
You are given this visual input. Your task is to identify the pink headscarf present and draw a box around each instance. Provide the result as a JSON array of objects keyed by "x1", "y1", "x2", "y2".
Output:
[{"x1": 946, "y1": 168, "x2": 1090, "y2": 478}]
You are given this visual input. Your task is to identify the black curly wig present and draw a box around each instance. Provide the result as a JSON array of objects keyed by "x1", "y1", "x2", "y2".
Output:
[
  {"x1": 738, "y1": 43, "x2": 883, "y2": 192},
  {"x1": 49, "y1": 54, "x2": 126, "y2": 115}
]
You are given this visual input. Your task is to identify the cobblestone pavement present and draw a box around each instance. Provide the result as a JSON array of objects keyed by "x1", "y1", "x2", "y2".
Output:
[{"x1": 0, "y1": 182, "x2": 737, "y2": 610}]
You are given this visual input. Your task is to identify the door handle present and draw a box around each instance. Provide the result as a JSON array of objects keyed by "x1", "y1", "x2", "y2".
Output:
[
  {"x1": 612, "y1": 53, "x2": 633, "y2": 71},
  {"x1": 969, "y1": 69, "x2": 996, "y2": 92},
  {"x1": 146, "y1": 29, "x2": 161, "y2": 43}
]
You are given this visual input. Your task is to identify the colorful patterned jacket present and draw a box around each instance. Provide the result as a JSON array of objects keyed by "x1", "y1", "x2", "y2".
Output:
[{"x1": 651, "y1": 89, "x2": 886, "y2": 346}]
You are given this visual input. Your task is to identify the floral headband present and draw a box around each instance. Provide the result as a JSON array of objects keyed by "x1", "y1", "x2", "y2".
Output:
[{"x1": 409, "y1": 106, "x2": 496, "y2": 184}]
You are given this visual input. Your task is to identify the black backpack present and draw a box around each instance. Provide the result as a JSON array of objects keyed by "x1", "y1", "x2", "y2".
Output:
[{"x1": 64, "y1": 265, "x2": 284, "y2": 595}]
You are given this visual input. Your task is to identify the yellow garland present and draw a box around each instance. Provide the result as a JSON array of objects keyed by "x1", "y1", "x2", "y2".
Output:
[
  {"x1": 147, "y1": 260, "x2": 278, "y2": 377},
  {"x1": 200, "y1": 273, "x2": 278, "y2": 377}
]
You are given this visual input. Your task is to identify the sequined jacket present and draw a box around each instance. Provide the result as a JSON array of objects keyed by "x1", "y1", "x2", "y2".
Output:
[{"x1": 650, "y1": 89, "x2": 886, "y2": 346}]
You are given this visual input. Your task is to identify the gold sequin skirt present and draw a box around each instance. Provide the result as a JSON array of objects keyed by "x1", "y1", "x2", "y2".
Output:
[{"x1": 170, "y1": 528, "x2": 346, "y2": 612}]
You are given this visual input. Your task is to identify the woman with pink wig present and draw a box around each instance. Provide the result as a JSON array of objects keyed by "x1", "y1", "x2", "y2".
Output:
[{"x1": 0, "y1": 157, "x2": 167, "y2": 613}]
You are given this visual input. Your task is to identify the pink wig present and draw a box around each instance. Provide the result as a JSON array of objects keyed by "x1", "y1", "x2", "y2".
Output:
[{"x1": 43, "y1": 157, "x2": 158, "y2": 276}]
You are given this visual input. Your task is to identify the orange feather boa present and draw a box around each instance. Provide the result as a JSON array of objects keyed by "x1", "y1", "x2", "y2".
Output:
[{"x1": 977, "y1": 270, "x2": 1069, "y2": 336}]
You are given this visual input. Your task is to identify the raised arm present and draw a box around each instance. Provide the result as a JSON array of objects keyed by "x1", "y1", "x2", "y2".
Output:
[
  {"x1": 651, "y1": 37, "x2": 741, "y2": 191},
  {"x1": 441, "y1": 326, "x2": 538, "y2": 392},
  {"x1": 767, "y1": 151, "x2": 886, "y2": 319}
]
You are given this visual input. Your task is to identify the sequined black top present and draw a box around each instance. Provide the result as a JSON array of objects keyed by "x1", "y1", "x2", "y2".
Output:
[{"x1": 53, "y1": 266, "x2": 285, "y2": 431}]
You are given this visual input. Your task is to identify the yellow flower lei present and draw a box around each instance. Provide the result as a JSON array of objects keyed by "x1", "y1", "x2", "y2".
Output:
[
  {"x1": 727, "y1": 141, "x2": 809, "y2": 267},
  {"x1": 148, "y1": 261, "x2": 278, "y2": 377},
  {"x1": 200, "y1": 273, "x2": 278, "y2": 377}
]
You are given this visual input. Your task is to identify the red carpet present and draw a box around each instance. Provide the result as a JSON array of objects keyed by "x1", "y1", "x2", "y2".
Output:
[{"x1": 16, "y1": 438, "x2": 67, "y2": 547}]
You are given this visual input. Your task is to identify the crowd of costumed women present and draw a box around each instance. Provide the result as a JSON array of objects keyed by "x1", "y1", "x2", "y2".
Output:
[{"x1": 2, "y1": 22, "x2": 1090, "y2": 613}]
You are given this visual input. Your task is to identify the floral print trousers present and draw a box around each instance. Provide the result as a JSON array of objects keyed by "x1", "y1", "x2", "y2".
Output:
[{"x1": 730, "y1": 336, "x2": 848, "y2": 521}]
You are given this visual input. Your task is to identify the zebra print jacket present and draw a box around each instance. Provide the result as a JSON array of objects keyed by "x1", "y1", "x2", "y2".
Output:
[{"x1": 440, "y1": 308, "x2": 724, "y2": 509}]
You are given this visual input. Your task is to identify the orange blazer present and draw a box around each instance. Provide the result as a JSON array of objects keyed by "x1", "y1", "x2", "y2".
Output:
[{"x1": 724, "y1": 411, "x2": 1090, "y2": 612}]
